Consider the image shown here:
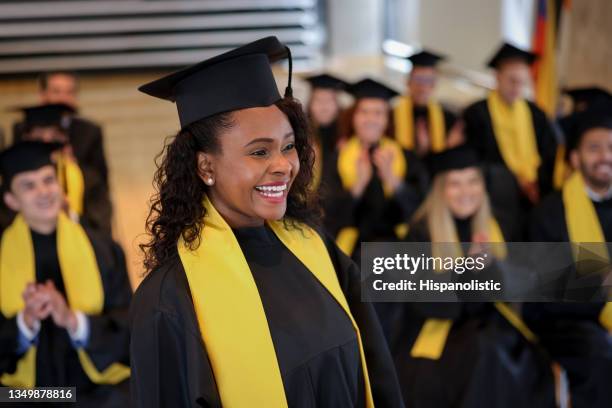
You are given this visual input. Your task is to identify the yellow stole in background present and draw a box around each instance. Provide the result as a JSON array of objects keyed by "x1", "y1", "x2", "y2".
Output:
[
  {"x1": 487, "y1": 91, "x2": 541, "y2": 183},
  {"x1": 56, "y1": 153, "x2": 85, "y2": 216},
  {"x1": 178, "y1": 196, "x2": 374, "y2": 408},
  {"x1": 0, "y1": 213, "x2": 130, "y2": 387},
  {"x1": 337, "y1": 136, "x2": 406, "y2": 198},
  {"x1": 562, "y1": 171, "x2": 612, "y2": 331},
  {"x1": 394, "y1": 96, "x2": 446, "y2": 152},
  {"x1": 411, "y1": 218, "x2": 536, "y2": 360}
]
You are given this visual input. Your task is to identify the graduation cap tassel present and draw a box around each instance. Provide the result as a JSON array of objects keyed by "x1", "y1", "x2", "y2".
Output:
[{"x1": 284, "y1": 46, "x2": 293, "y2": 98}]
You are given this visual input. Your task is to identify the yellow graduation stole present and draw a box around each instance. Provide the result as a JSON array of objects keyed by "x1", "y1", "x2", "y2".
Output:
[
  {"x1": 487, "y1": 91, "x2": 541, "y2": 183},
  {"x1": 337, "y1": 136, "x2": 407, "y2": 198},
  {"x1": 411, "y1": 218, "x2": 536, "y2": 360},
  {"x1": 56, "y1": 153, "x2": 85, "y2": 216},
  {"x1": 0, "y1": 213, "x2": 130, "y2": 387},
  {"x1": 553, "y1": 143, "x2": 570, "y2": 190},
  {"x1": 178, "y1": 196, "x2": 374, "y2": 408},
  {"x1": 562, "y1": 171, "x2": 612, "y2": 331},
  {"x1": 335, "y1": 136, "x2": 408, "y2": 255},
  {"x1": 394, "y1": 96, "x2": 446, "y2": 152}
]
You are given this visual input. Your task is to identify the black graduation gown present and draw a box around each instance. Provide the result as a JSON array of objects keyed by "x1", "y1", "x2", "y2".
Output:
[
  {"x1": 527, "y1": 192, "x2": 612, "y2": 408},
  {"x1": 314, "y1": 120, "x2": 341, "y2": 198},
  {"x1": 374, "y1": 218, "x2": 557, "y2": 408},
  {"x1": 129, "y1": 226, "x2": 404, "y2": 408},
  {"x1": 12, "y1": 118, "x2": 113, "y2": 236},
  {"x1": 0, "y1": 227, "x2": 131, "y2": 407},
  {"x1": 322, "y1": 148, "x2": 428, "y2": 262},
  {"x1": 463, "y1": 99, "x2": 558, "y2": 238}
]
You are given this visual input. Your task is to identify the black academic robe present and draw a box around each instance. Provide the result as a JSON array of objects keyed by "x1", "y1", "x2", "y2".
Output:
[
  {"x1": 374, "y1": 217, "x2": 557, "y2": 408},
  {"x1": 314, "y1": 120, "x2": 341, "y2": 197},
  {"x1": 322, "y1": 148, "x2": 428, "y2": 261},
  {"x1": 13, "y1": 118, "x2": 113, "y2": 236},
  {"x1": 527, "y1": 192, "x2": 612, "y2": 408},
  {"x1": 463, "y1": 99, "x2": 558, "y2": 238},
  {"x1": 129, "y1": 226, "x2": 404, "y2": 408},
  {"x1": 0, "y1": 227, "x2": 131, "y2": 407}
]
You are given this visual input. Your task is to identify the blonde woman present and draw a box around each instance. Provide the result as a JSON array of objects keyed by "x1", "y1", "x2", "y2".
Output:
[{"x1": 381, "y1": 146, "x2": 557, "y2": 408}]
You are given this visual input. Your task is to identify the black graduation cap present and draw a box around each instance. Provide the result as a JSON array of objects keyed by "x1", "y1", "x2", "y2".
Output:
[
  {"x1": 564, "y1": 102, "x2": 612, "y2": 153},
  {"x1": 407, "y1": 50, "x2": 445, "y2": 68},
  {"x1": 563, "y1": 87, "x2": 612, "y2": 113},
  {"x1": 430, "y1": 145, "x2": 480, "y2": 176},
  {"x1": 139, "y1": 36, "x2": 292, "y2": 128},
  {"x1": 487, "y1": 42, "x2": 538, "y2": 69},
  {"x1": 0, "y1": 141, "x2": 63, "y2": 190},
  {"x1": 21, "y1": 103, "x2": 74, "y2": 129},
  {"x1": 303, "y1": 73, "x2": 348, "y2": 90},
  {"x1": 347, "y1": 78, "x2": 399, "y2": 101}
]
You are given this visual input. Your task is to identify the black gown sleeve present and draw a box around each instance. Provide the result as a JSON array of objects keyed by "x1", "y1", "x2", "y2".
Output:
[
  {"x1": 130, "y1": 259, "x2": 221, "y2": 408},
  {"x1": 84, "y1": 235, "x2": 132, "y2": 370},
  {"x1": 0, "y1": 314, "x2": 20, "y2": 377},
  {"x1": 528, "y1": 102, "x2": 558, "y2": 197},
  {"x1": 528, "y1": 192, "x2": 568, "y2": 242},
  {"x1": 321, "y1": 152, "x2": 359, "y2": 237},
  {"x1": 322, "y1": 233, "x2": 406, "y2": 408},
  {"x1": 442, "y1": 108, "x2": 458, "y2": 133},
  {"x1": 462, "y1": 101, "x2": 489, "y2": 159}
]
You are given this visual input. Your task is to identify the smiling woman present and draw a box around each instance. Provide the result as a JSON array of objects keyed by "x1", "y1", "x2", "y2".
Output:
[
  {"x1": 141, "y1": 97, "x2": 318, "y2": 274},
  {"x1": 129, "y1": 37, "x2": 404, "y2": 408}
]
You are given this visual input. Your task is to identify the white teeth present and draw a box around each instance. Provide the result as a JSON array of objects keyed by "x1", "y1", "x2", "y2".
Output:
[
  {"x1": 255, "y1": 184, "x2": 287, "y2": 192},
  {"x1": 255, "y1": 184, "x2": 287, "y2": 198},
  {"x1": 259, "y1": 191, "x2": 283, "y2": 198}
]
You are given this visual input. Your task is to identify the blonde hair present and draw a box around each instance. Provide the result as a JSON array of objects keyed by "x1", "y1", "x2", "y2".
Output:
[{"x1": 412, "y1": 169, "x2": 493, "y2": 243}]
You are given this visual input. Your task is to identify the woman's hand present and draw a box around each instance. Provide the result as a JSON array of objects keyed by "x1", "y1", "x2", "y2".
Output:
[
  {"x1": 350, "y1": 148, "x2": 373, "y2": 198},
  {"x1": 468, "y1": 232, "x2": 494, "y2": 268},
  {"x1": 372, "y1": 147, "x2": 402, "y2": 193}
]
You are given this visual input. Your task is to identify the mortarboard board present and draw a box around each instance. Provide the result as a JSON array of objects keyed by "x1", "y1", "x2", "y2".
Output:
[
  {"x1": 487, "y1": 42, "x2": 538, "y2": 69},
  {"x1": 347, "y1": 78, "x2": 399, "y2": 101},
  {"x1": 21, "y1": 103, "x2": 75, "y2": 129},
  {"x1": 563, "y1": 87, "x2": 612, "y2": 113},
  {"x1": 0, "y1": 141, "x2": 63, "y2": 190},
  {"x1": 564, "y1": 101, "x2": 612, "y2": 153},
  {"x1": 303, "y1": 73, "x2": 348, "y2": 91},
  {"x1": 139, "y1": 36, "x2": 292, "y2": 128},
  {"x1": 407, "y1": 50, "x2": 445, "y2": 68},
  {"x1": 430, "y1": 145, "x2": 480, "y2": 176}
]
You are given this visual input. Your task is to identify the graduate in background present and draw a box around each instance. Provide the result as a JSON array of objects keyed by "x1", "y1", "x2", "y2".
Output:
[
  {"x1": 0, "y1": 142, "x2": 131, "y2": 407},
  {"x1": 463, "y1": 43, "x2": 557, "y2": 236},
  {"x1": 324, "y1": 78, "x2": 427, "y2": 260},
  {"x1": 394, "y1": 50, "x2": 463, "y2": 158},
  {"x1": 303, "y1": 73, "x2": 348, "y2": 192},
  {"x1": 7, "y1": 104, "x2": 113, "y2": 236},
  {"x1": 379, "y1": 146, "x2": 556, "y2": 408},
  {"x1": 131, "y1": 37, "x2": 404, "y2": 408},
  {"x1": 12, "y1": 71, "x2": 112, "y2": 236},
  {"x1": 553, "y1": 87, "x2": 612, "y2": 188},
  {"x1": 528, "y1": 104, "x2": 612, "y2": 408}
]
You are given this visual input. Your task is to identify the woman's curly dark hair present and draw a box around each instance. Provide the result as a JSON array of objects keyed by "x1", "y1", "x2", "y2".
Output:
[{"x1": 140, "y1": 97, "x2": 321, "y2": 274}]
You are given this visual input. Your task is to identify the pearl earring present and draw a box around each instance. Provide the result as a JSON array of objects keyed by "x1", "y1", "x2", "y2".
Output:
[{"x1": 206, "y1": 178, "x2": 214, "y2": 186}]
